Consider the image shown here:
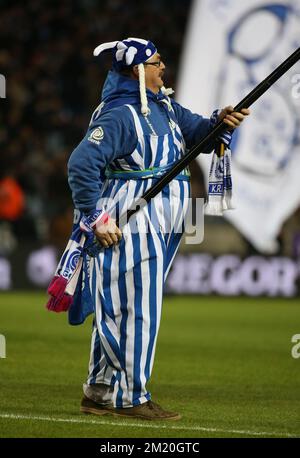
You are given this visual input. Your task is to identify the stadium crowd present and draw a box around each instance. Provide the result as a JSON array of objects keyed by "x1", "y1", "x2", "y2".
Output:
[
  {"x1": 0, "y1": 0, "x2": 192, "y2": 250},
  {"x1": 1, "y1": 0, "x2": 299, "y2": 257}
]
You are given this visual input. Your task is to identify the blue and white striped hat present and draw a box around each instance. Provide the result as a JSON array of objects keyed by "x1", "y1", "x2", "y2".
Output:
[
  {"x1": 93, "y1": 37, "x2": 173, "y2": 117},
  {"x1": 93, "y1": 37, "x2": 159, "y2": 116},
  {"x1": 93, "y1": 37, "x2": 157, "y2": 71}
]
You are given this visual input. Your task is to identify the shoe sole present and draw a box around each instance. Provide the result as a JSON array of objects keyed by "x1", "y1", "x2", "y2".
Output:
[
  {"x1": 111, "y1": 411, "x2": 182, "y2": 421},
  {"x1": 80, "y1": 406, "x2": 113, "y2": 416},
  {"x1": 80, "y1": 406, "x2": 181, "y2": 421}
]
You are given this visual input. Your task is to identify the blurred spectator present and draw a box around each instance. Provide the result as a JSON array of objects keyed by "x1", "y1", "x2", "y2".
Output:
[{"x1": 0, "y1": 175, "x2": 24, "y2": 221}]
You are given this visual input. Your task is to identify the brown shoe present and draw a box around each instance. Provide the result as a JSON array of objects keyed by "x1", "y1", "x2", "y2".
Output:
[
  {"x1": 112, "y1": 400, "x2": 181, "y2": 421},
  {"x1": 80, "y1": 396, "x2": 114, "y2": 416}
]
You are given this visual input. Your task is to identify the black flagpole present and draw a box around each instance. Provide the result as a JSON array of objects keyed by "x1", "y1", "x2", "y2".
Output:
[
  {"x1": 116, "y1": 46, "x2": 300, "y2": 228},
  {"x1": 88, "y1": 47, "x2": 300, "y2": 253}
]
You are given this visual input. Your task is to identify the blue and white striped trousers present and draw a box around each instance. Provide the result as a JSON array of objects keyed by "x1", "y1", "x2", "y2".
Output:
[{"x1": 85, "y1": 177, "x2": 190, "y2": 407}]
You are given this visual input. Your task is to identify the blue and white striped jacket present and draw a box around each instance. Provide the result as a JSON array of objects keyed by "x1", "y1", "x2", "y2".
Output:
[{"x1": 68, "y1": 70, "x2": 222, "y2": 215}]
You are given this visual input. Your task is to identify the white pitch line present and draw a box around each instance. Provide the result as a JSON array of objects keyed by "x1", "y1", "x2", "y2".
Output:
[{"x1": 0, "y1": 413, "x2": 298, "y2": 438}]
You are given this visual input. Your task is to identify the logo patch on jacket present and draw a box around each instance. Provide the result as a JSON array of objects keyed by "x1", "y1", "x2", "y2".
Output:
[{"x1": 88, "y1": 127, "x2": 104, "y2": 145}]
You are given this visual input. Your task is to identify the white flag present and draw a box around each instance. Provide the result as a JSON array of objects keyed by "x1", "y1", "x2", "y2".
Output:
[{"x1": 177, "y1": 0, "x2": 300, "y2": 253}]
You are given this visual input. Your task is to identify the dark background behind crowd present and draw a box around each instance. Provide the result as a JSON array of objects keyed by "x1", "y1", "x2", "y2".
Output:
[
  {"x1": 1, "y1": 0, "x2": 299, "y2": 258},
  {"x1": 0, "y1": 0, "x2": 194, "y2": 251}
]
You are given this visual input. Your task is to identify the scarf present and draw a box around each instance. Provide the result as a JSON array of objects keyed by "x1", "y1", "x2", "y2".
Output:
[
  {"x1": 46, "y1": 225, "x2": 86, "y2": 312},
  {"x1": 45, "y1": 211, "x2": 105, "y2": 324},
  {"x1": 205, "y1": 141, "x2": 234, "y2": 216}
]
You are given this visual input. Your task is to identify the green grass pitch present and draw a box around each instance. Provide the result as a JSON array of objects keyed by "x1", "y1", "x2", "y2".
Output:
[{"x1": 0, "y1": 291, "x2": 300, "y2": 438}]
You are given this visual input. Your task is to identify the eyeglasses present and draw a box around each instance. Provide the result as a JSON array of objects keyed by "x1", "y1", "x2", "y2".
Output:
[{"x1": 144, "y1": 60, "x2": 162, "y2": 68}]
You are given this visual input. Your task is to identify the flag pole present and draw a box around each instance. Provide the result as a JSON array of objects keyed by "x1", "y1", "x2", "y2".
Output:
[{"x1": 116, "y1": 47, "x2": 300, "y2": 228}]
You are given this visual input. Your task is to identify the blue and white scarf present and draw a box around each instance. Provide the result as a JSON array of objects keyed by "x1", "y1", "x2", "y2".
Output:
[
  {"x1": 46, "y1": 210, "x2": 106, "y2": 324},
  {"x1": 205, "y1": 110, "x2": 235, "y2": 216}
]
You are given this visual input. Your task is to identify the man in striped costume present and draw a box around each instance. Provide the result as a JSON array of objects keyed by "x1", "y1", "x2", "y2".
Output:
[{"x1": 68, "y1": 38, "x2": 249, "y2": 420}]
